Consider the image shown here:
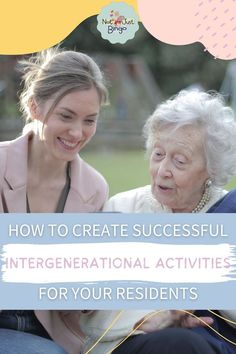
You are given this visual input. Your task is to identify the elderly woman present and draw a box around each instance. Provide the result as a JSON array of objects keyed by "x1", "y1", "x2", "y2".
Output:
[
  {"x1": 0, "y1": 48, "x2": 108, "y2": 354},
  {"x1": 106, "y1": 90, "x2": 236, "y2": 214},
  {"x1": 80, "y1": 90, "x2": 236, "y2": 354}
]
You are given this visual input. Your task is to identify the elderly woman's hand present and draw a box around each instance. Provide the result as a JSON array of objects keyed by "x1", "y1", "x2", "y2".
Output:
[{"x1": 134, "y1": 310, "x2": 214, "y2": 333}]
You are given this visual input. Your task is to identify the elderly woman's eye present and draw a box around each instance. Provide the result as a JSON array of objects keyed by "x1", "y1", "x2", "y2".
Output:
[
  {"x1": 155, "y1": 152, "x2": 163, "y2": 159},
  {"x1": 152, "y1": 150, "x2": 165, "y2": 161},
  {"x1": 175, "y1": 157, "x2": 186, "y2": 166}
]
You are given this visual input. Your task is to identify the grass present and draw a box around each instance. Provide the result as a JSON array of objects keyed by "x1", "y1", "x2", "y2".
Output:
[
  {"x1": 81, "y1": 150, "x2": 236, "y2": 197},
  {"x1": 81, "y1": 150, "x2": 150, "y2": 197}
]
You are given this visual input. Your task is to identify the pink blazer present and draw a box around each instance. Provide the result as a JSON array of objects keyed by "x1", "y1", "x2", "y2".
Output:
[
  {"x1": 0, "y1": 132, "x2": 108, "y2": 213},
  {"x1": 0, "y1": 132, "x2": 109, "y2": 354}
]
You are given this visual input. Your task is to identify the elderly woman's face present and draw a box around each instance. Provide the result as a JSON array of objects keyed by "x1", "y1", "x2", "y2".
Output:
[{"x1": 150, "y1": 125, "x2": 209, "y2": 212}]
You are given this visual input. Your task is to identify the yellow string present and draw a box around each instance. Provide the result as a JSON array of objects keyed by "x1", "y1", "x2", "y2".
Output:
[
  {"x1": 106, "y1": 309, "x2": 236, "y2": 354},
  {"x1": 106, "y1": 310, "x2": 165, "y2": 354},
  {"x1": 85, "y1": 309, "x2": 236, "y2": 353},
  {"x1": 85, "y1": 310, "x2": 124, "y2": 354},
  {"x1": 208, "y1": 310, "x2": 236, "y2": 326},
  {"x1": 183, "y1": 310, "x2": 236, "y2": 346}
]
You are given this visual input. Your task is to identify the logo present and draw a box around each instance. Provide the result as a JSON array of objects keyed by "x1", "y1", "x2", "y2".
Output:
[{"x1": 97, "y1": 2, "x2": 139, "y2": 44}]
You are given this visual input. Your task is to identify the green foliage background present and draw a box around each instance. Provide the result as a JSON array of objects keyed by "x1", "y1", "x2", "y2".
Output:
[
  {"x1": 1, "y1": 16, "x2": 235, "y2": 196},
  {"x1": 64, "y1": 17, "x2": 228, "y2": 97}
]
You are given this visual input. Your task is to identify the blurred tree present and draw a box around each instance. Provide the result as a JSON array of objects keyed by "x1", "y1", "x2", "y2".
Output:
[
  {"x1": 0, "y1": 55, "x2": 21, "y2": 119},
  {"x1": 63, "y1": 16, "x2": 228, "y2": 97},
  {"x1": 0, "y1": 15, "x2": 230, "y2": 124}
]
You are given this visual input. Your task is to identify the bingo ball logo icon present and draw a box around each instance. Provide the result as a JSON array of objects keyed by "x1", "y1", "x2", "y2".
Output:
[{"x1": 97, "y1": 2, "x2": 139, "y2": 44}]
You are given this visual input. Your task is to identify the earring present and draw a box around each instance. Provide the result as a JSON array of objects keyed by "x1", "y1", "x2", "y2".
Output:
[
  {"x1": 192, "y1": 178, "x2": 212, "y2": 213},
  {"x1": 205, "y1": 178, "x2": 212, "y2": 189}
]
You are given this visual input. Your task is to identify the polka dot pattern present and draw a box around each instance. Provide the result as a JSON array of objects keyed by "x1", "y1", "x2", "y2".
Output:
[{"x1": 138, "y1": 0, "x2": 236, "y2": 60}]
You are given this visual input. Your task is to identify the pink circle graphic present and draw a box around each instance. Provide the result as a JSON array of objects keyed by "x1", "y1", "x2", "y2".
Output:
[{"x1": 138, "y1": 0, "x2": 236, "y2": 60}]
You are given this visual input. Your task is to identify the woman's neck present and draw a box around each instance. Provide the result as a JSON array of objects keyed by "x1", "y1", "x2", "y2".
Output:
[
  {"x1": 172, "y1": 187, "x2": 211, "y2": 213},
  {"x1": 27, "y1": 133, "x2": 67, "y2": 183}
]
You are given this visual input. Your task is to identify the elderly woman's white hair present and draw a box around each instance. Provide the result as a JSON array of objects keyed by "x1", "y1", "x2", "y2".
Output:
[{"x1": 143, "y1": 90, "x2": 236, "y2": 186}]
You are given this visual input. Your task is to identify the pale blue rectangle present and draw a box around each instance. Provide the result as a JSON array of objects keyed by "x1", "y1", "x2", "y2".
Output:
[
  {"x1": 0, "y1": 213, "x2": 235, "y2": 244},
  {"x1": 0, "y1": 281, "x2": 235, "y2": 309},
  {"x1": 0, "y1": 213, "x2": 236, "y2": 309}
]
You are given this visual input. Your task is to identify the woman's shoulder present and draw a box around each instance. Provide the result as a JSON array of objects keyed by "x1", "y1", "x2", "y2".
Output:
[
  {"x1": 77, "y1": 156, "x2": 108, "y2": 188},
  {"x1": 0, "y1": 133, "x2": 29, "y2": 154},
  {"x1": 207, "y1": 187, "x2": 236, "y2": 213},
  {"x1": 0, "y1": 133, "x2": 31, "y2": 173},
  {"x1": 71, "y1": 156, "x2": 109, "y2": 209},
  {"x1": 0, "y1": 139, "x2": 11, "y2": 151},
  {"x1": 0, "y1": 140, "x2": 12, "y2": 171},
  {"x1": 103, "y1": 185, "x2": 155, "y2": 212}
]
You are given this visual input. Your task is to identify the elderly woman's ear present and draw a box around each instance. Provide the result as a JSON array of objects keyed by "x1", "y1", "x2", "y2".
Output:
[{"x1": 205, "y1": 178, "x2": 212, "y2": 189}]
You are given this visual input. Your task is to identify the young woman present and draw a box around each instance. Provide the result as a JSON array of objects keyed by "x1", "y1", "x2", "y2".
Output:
[{"x1": 0, "y1": 47, "x2": 109, "y2": 354}]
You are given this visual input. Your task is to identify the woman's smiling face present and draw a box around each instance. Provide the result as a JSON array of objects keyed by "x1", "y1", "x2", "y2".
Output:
[
  {"x1": 32, "y1": 87, "x2": 100, "y2": 161},
  {"x1": 149, "y1": 125, "x2": 209, "y2": 212}
]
